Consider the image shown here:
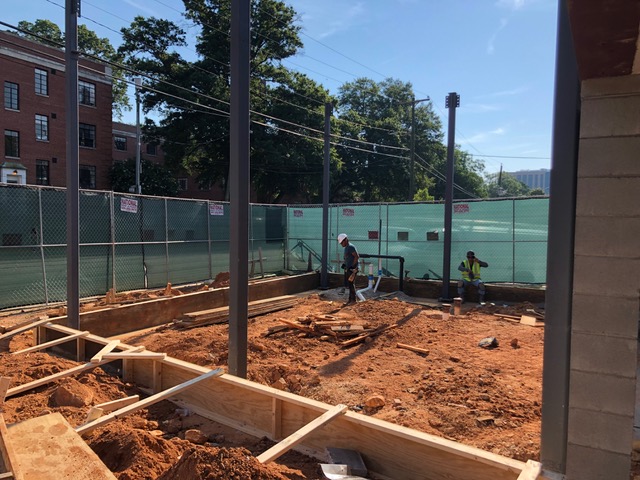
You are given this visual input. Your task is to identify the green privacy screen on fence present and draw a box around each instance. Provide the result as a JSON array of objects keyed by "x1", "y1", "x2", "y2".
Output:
[{"x1": 0, "y1": 184, "x2": 548, "y2": 309}]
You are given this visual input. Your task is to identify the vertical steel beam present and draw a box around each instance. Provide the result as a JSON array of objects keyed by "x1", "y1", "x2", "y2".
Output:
[
  {"x1": 65, "y1": 0, "x2": 80, "y2": 330},
  {"x1": 228, "y1": 0, "x2": 250, "y2": 378},
  {"x1": 440, "y1": 92, "x2": 459, "y2": 301},
  {"x1": 320, "y1": 102, "x2": 332, "y2": 288},
  {"x1": 540, "y1": 0, "x2": 580, "y2": 473}
]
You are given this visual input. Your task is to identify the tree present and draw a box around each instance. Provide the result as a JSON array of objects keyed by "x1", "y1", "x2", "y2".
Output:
[
  {"x1": 335, "y1": 78, "x2": 446, "y2": 202},
  {"x1": 485, "y1": 172, "x2": 531, "y2": 197},
  {"x1": 16, "y1": 19, "x2": 130, "y2": 118},
  {"x1": 109, "y1": 158, "x2": 179, "y2": 197},
  {"x1": 119, "y1": 1, "x2": 334, "y2": 203}
]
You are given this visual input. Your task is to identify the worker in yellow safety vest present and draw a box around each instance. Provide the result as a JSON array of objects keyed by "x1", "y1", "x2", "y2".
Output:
[{"x1": 457, "y1": 250, "x2": 488, "y2": 304}]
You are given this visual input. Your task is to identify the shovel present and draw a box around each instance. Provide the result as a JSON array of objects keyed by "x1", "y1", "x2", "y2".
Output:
[{"x1": 320, "y1": 464, "x2": 368, "y2": 480}]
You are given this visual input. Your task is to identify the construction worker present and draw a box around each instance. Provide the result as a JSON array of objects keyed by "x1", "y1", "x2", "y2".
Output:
[
  {"x1": 457, "y1": 250, "x2": 488, "y2": 304},
  {"x1": 338, "y1": 233, "x2": 359, "y2": 305}
]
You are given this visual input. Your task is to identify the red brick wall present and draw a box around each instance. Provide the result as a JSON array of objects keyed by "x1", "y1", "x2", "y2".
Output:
[{"x1": 0, "y1": 31, "x2": 113, "y2": 190}]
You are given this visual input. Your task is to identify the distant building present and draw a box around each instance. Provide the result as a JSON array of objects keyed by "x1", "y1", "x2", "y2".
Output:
[
  {"x1": 506, "y1": 168, "x2": 550, "y2": 194},
  {"x1": 0, "y1": 31, "x2": 113, "y2": 189}
]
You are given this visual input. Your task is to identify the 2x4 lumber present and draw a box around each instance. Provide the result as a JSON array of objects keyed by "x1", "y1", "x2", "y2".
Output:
[
  {"x1": 101, "y1": 352, "x2": 164, "y2": 360},
  {"x1": 257, "y1": 404, "x2": 348, "y2": 464},
  {"x1": 0, "y1": 472, "x2": 14, "y2": 479},
  {"x1": 12, "y1": 331, "x2": 90, "y2": 355},
  {"x1": 0, "y1": 378, "x2": 10, "y2": 404},
  {"x1": 76, "y1": 368, "x2": 223, "y2": 436},
  {"x1": 396, "y1": 343, "x2": 430, "y2": 355},
  {"x1": 5, "y1": 358, "x2": 119, "y2": 399},
  {"x1": 95, "y1": 395, "x2": 140, "y2": 413},
  {"x1": 0, "y1": 416, "x2": 22, "y2": 480},
  {"x1": 90, "y1": 340, "x2": 120, "y2": 363},
  {"x1": 0, "y1": 317, "x2": 51, "y2": 342},
  {"x1": 517, "y1": 459, "x2": 542, "y2": 480},
  {"x1": 84, "y1": 407, "x2": 104, "y2": 424}
]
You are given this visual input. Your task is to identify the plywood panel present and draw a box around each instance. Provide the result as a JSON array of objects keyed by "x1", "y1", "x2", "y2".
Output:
[{"x1": 7, "y1": 413, "x2": 115, "y2": 480}]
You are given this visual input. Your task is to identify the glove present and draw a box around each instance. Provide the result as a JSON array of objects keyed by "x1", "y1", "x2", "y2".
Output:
[
  {"x1": 469, "y1": 272, "x2": 475, "y2": 280},
  {"x1": 341, "y1": 263, "x2": 346, "y2": 270}
]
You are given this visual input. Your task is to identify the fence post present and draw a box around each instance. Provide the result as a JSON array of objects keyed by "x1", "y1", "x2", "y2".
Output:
[
  {"x1": 512, "y1": 199, "x2": 516, "y2": 283},
  {"x1": 37, "y1": 188, "x2": 49, "y2": 305},
  {"x1": 164, "y1": 198, "x2": 169, "y2": 285},
  {"x1": 207, "y1": 201, "x2": 212, "y2": 280},
  {"x1": 110, "y1": 192, "x2": 116, "y2": 293}
]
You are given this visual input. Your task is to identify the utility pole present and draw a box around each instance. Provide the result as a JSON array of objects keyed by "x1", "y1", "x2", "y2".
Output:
[
  {"x1": 440, "y1": 92, "x2": 460, "y2": 302},
  {"x1": 407, "y1": 97, "x2": 429, "y2": 201},
  {"x1": 134, "y1": 77, "x2": 142, "y2": 194}
]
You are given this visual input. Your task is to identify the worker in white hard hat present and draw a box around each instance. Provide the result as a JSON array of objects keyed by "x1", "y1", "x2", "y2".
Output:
[{"x1": 338, "y1": 233, "x2": 359, "y2": 305}]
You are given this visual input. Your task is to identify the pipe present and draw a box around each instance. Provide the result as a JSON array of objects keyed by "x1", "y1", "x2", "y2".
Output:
[
  {"x1": 373, "y1": 257, "x2": 382, "y2": 293},
  {"x1": 358, "y1": 253, "x2": 405, "y2": 292},
  {"x1": 356, "y1": 263, "x2": 375, "y2": 301}
]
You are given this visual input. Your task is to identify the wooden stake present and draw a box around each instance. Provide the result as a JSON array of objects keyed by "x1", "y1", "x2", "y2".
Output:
[
  {"x1": 0, "y1": 414, "x2": 23, "y2": 480},
  {"x1": 0, "y1": 378, "x2": 10, "y2": 404},
  {"x1": 517, "y1": 459, "x2": 542, "y2": 480},
  {"x1": 257, "y1": 404, "x2": 348, "y2": 464}
]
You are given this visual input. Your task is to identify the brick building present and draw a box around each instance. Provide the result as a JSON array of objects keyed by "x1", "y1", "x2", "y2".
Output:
[
  {"x1": 112, "y1": 121, "x2": 226, "y2": 200},
  {"x1": 0, "y1": 31, "x2": 113, "y2": 189}
]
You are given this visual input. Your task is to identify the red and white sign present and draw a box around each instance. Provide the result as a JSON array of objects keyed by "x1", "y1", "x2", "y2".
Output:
[
  {"x1": 209, "y1": 203, "x2": 224, "y2": 216},
  {"x1": 120, "y1": 197, "x2": 138, "y2": 213},
  {"x1": 342, "y1": 208, "x2": 355, "y2": 217},
  {"x1": 454, "y1": 204, "x2": 470, "y2": 214},
  {"x1": 293, "y1": 209, "x2": 303, "y2": 218}
]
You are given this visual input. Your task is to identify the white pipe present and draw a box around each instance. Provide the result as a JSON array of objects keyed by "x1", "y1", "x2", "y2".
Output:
[
  {"x1": 356, "y1": 263, "x2": 375, "y2": 301},
  {"x1": 373, "y1": 258, "x2": 383, "y2": 293}
]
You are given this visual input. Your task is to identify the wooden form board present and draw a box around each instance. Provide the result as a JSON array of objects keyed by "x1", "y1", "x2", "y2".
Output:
[
  {"x1": 38, "y1": 323, "x2": 529, "y2": 480},
  {"x1": 7, "y1": 413, "x2": 115, "y2": 480},
  {"x1": 12, "y1": 331, "x2": 89, "y2": 355}
]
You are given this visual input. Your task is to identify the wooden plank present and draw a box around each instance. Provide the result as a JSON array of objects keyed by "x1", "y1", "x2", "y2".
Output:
[
  {"x1": 95, "y1": 395, "x2": 140, "y2": 413},
  {"x1": 6, "y1": 358, "x2": 117, "y2": 398},
  {"x1": 517, "y1": 459, "x2": 542, "y2": 480},
  {"x1": 7, "y1": 413, "x2": 115, "y2": 479},
  {"x1": 0, "y1": 472, "x2": 14, "y2": 479},
  {"x1": 0, "y1": 378, "x2": 10, "y2": 405},
  {"x1": 257, "y1": 404, "x2": 348, "y2": 464},
  {"x1": 396, "y1": 343, "x2": 430, "y2": 355},
  {"x1": 0, "y1": 317, "x2": 51, "y2": 341},
  {"x1": 12, "y1": 331, "x2": 90, "y2": 355},
  {"x1": 84, "y1": 407, "x2": 104, "y2": 424},
  {"x1": 494, "y1": 315, "x2": 520, "y2": 324},
  {"x1": 76, "y1": 368, "x2": 223, "y2": 436},
  {"x1": 90, "y1": 340, "x2": 120, "y2": 363},
  {"x1": 272, "y1": 397, "x2": 282, "y2": 440},
  {"x1": 0, "y1": 415, "x2": 22, "y2": 480},
  {"x1": 101, "y1": 352, "x2": 165, "y2": 360},
  {"x1": 495, "y1": 314, "x2": 520, "y2": 320},
  {"x1": 340, "y1": 324, "x2": 398, "y2": 347}
]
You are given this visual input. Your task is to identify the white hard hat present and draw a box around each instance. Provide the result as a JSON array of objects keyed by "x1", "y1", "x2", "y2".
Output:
[{"x1": 337, "y1": 233, "x2": 348, "y2": 243}]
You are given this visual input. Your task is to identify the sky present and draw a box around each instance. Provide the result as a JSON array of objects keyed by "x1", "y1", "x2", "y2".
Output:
[{"x1": 2, "y1": 0, "x2": 558, "y2": 175}]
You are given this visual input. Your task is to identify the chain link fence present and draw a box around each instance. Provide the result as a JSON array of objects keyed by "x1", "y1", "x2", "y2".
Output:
[
  {"x1": 0, "y1": 184, "x2": 548, "y2": 310},
  {"x1": 286, "y1": 198, "x2": 549, "y2": 284}
]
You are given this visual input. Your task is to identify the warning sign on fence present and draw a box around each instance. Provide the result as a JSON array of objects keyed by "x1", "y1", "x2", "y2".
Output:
[
  {"x1": 209, "y1": 203, "x2": 224, "y2": 216},
  {"x1": 293, "y1": 210, "x2": 303, "y2": 217},
  {"x1": 454, "y1": 204, "x2": 470, "y2": 214},
  {"x1": 342, "y1": 208, "x2": 355, "y2": 217},
  {"x1": 121, "y1": 197, "x2": 138, "y2": 213}
]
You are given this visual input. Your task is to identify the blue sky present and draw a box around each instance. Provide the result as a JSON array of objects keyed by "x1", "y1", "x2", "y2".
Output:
[{"x1": 3, "y1": 0, "x2": 558, "y2": 175}]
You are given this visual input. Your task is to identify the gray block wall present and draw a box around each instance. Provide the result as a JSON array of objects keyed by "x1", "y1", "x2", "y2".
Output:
[{"x1": 566, "y1": 74, "x2": 640, "y2": 479}]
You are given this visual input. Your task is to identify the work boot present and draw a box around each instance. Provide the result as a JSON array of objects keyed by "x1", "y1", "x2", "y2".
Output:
[
  {"x1": 478, "y1": 294, "x2": 485, "y2": 306},
  {"x1": 338, "y1": 287, "x2": 345, "y2": 295}
]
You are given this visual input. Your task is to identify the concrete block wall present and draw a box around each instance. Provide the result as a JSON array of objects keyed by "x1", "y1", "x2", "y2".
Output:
[{"x1": 566, "y1": 74, "x2": 640, "y2": 479}]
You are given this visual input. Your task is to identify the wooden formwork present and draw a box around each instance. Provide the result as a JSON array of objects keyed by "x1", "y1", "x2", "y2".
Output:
[{"x1": 28, "y1": 322, "x2": 552, "y2": 480}]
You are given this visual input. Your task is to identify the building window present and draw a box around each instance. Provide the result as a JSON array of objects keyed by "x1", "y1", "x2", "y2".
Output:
[
  {"x1": 79, "y1": 164, "x2": 96, "y2": 189},
  {"x1": 78, "y1": 80, "x2": 96, "y2": 106},
  {"x1": 36, "y1": 160, "x2": 50, "y2": 185},
  {"x1": 79, "y1": 123, "x2": 96, "y2": 148},
  {"x1": 35, "y1": 114, "x2": 49, "y2": 141},
  {"x1": 4, "y1": 82, "x2": 18, "y2": 110},
  {"x1": 178, "y1": 178, "x2": 188, "y2": 191},
  {"x1": 35, "y1": 68, "x2": 48, "y2": 95},
  {"x1": 114, "y1": 135, "x2": 127, "y2": 151},
  {"x1": 4, "y1": 130, "x2": 19, "y2": 157},
  {"x1": 146, "y1": 143, "x2": 157, "y2": 156}
]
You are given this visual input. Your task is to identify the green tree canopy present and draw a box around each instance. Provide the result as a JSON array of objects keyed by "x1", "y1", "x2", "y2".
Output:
[
  {"x1": 485, "y1": 171, "x2": 532, "y2": 197},
  {"x1": 109, "y1": 158, "x2": 179, "y2": 197},
  {"x1": 119, "y1": 1, "x2": 335, "y2": 203}
]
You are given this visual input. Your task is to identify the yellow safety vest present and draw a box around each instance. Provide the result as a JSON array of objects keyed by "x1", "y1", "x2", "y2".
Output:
[{"x1": 462, "y1": 260, "x2": 481, "y2": 281}]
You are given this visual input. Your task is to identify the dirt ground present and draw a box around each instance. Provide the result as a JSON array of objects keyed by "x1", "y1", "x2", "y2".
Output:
[{"x1": 0, "y1": 286, "x2": 547, "y2": 479}]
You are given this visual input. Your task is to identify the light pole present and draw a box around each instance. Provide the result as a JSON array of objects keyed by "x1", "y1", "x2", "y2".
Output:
[
  {"x1": 406, "y1": 97, "x2": 430, "y2": 201},
  {"x1": 134, "y1": 77, "x2": 142, "y2": 195}
]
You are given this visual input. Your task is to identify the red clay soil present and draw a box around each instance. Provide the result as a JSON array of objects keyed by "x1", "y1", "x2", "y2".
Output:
[{"x1": 0, "y1": 291, "x2": 547, "y2": 479}]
